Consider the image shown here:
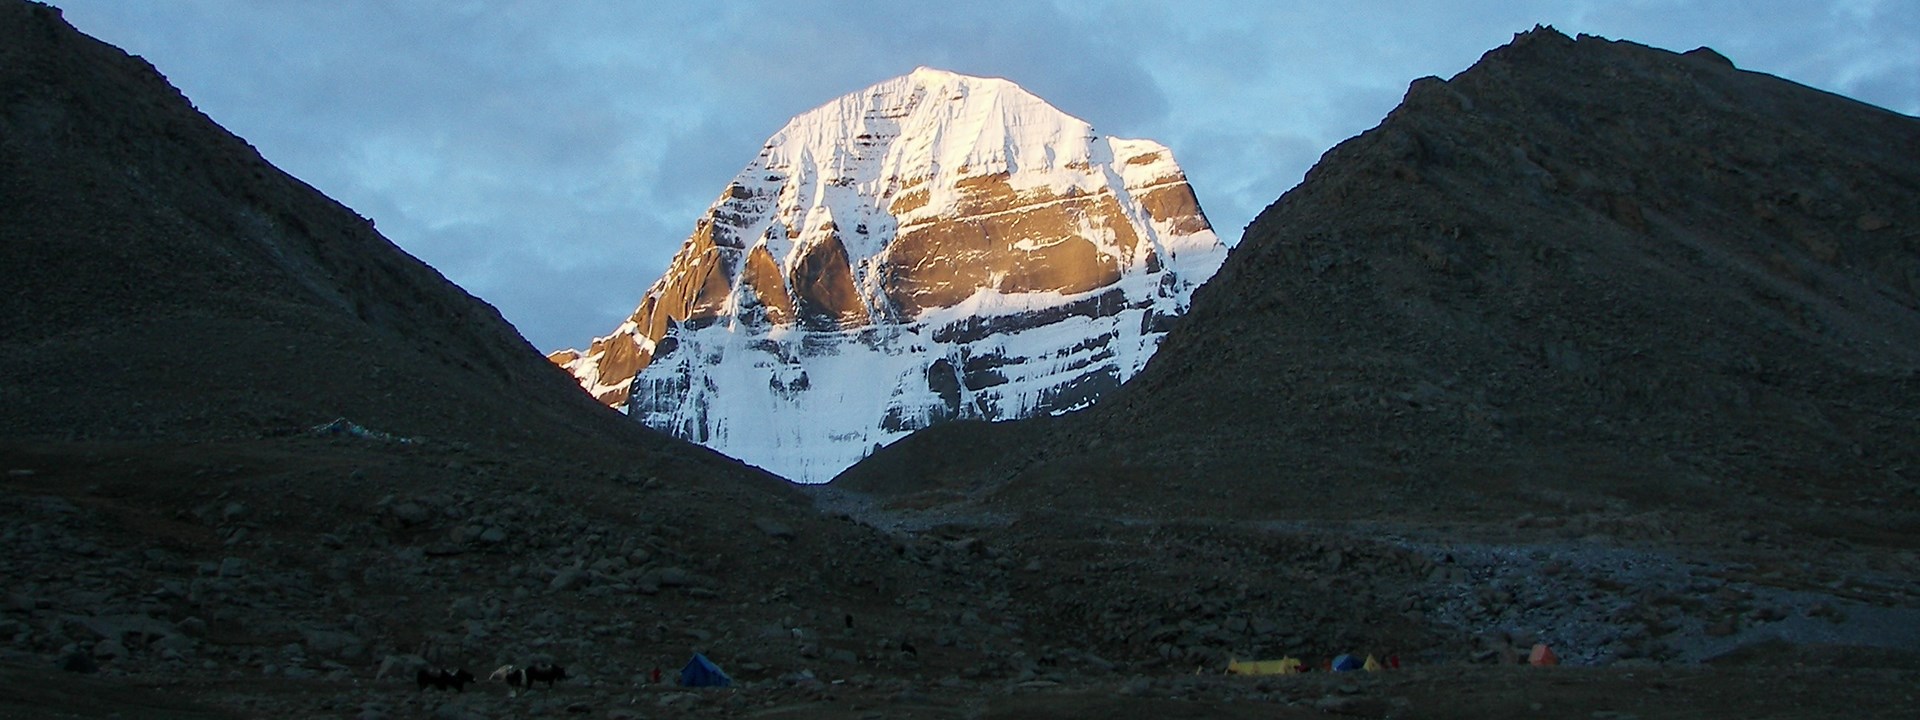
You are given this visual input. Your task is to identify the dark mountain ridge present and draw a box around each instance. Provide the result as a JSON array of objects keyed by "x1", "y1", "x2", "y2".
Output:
[
  {"x1": 0, "y1": 1, "x2": 637, "y2": 452},
  {"x1": 842, "y1": 28, "x2": 1920, "y2": 546}
]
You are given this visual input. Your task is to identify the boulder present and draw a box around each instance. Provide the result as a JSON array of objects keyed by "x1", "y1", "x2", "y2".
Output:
[
  {"x1": 551, "y1": 569, "x2": 588, "y2": 592},
  {"x1": 754, "y1": 518, "x2": 796, "y2": 541}
]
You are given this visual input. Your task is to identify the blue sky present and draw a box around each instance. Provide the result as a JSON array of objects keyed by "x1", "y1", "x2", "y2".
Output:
[{"x1": 50, "y1": 1, "x2": 1919, "y2": 353}]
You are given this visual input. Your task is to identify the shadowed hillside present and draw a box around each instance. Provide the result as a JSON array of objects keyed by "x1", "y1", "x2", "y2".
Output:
[
  {"x1": 844, "y1": 28, "x2": 1920, "y2": 545},
  {"x1": 829, "y1": 28, "x2": 1920, "y2": 700},
  {"x1": 0, "y1": 0, "x2": 642, "y2": 454}
]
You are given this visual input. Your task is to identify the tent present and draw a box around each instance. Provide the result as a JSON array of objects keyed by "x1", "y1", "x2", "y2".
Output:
[
  {"x1": 1227, "y1": 657, "x2": 1302, "y2": 675},
  {"x1": 1331, "y1": 654, "x2": 1363, "y2": 672},
  {"x1": 679, "y1": 653, "x2": 732, "y2": 687},
  {"x1": 1528, "y1": 644, "x2": 1559, "y2": 667},
  {"x1": 1363, "y1": 655, "x2": 1383, "y2": 672}
]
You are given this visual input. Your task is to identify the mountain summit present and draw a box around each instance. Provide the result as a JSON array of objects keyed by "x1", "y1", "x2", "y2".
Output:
[{"x1": 555, "y1": 68, "x2": 1225, "y2": 482}]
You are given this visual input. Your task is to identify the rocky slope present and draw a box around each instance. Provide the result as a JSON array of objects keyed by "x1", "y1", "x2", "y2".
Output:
[
  {"x1": 557, "y1": 68, "x2": 1225, "y2": 482},
  {"x1": 836, "y1": 24, "x2": 1920, "y2": 673},
  {"x1": 0, "y1": 0, "x2": 627, "y2": 455},
  {"x1": 843, "y1": 27, "x2": 1920, "y2": 530}
]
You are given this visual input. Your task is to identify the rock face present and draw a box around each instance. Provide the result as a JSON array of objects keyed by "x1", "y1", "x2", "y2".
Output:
[
  {"x1": 839, "y1": 28, "x2": 1920, "y2": 533},
  {"x1": 558, "y1": 68, "x2": 1225, "y2": 482}
]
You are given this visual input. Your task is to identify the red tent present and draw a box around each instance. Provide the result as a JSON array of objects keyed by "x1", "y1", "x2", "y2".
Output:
[{"x1": 1528, "y1": 644, "x2": 1559, "y2": 666}]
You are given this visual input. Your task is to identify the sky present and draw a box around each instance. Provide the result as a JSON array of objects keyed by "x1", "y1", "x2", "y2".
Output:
[{"x1": 50, "y1": 1, "x2": 1920, "y2": 354}]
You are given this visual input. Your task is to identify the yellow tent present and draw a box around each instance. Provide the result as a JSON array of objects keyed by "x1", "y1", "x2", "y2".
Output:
[
  {"x1": 1228, "y1": 657, "x2": 1303, "y2": 675},
  {"x1": 1363, "y1": 655, "x2": 1383, "y2": 672}
]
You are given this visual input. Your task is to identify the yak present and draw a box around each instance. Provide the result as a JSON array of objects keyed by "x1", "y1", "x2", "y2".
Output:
[{"x1": 416, "y1": 667, "x2": 476, "y2": 692}]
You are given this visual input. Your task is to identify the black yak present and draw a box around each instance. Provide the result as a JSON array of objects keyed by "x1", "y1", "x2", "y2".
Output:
[
  {"x1": 527, "y1": 663, "x2": 569, "y2": 687},
  {"x1": 490, "y1": 663, "x2": 568, "y2": 696},
  {"x1": 416, "y1": 667, "x2": 475, "y2": 691}
]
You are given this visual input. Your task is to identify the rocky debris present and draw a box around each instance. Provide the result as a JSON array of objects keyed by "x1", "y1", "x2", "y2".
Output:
[
  {"x1": 754, "y1": 517, "x2": 796, "y2": 541},
  {"x1": 310, "y1": 418, "x2": 417, "y2": 445}
]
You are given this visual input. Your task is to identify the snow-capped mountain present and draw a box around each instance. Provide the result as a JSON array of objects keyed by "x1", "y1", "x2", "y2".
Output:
[{"x1": 553, "y1": 67, "x2": 1226, "y2": 482}]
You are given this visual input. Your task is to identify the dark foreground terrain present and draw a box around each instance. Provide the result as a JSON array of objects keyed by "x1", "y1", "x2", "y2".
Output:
[
  {"x1": 4, "y1": 2, "x2": 1918, "y2": 717},
  {"x1": 5, "y1": 438, "x2": 1920, "y2": 719}
]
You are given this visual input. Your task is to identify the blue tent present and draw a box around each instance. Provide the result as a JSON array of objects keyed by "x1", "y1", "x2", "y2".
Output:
[
  {"x1": 679, "y1": 653, "x2": 732, "y2": 687},
  {"x1": 1331, "y1": 654, "x2": 1363, "y2": 672}
]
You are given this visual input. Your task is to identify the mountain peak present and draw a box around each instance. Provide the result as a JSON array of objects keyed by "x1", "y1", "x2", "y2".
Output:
[
  {"x1": 904, "y1": 65, "x2": 973, "y2": 82},
  {"x1": 760, "y1": 66, "x2": 1090, "y2": 207},
  {"x1": 559, "y1": 70, "x2": 1225, "y2": 482}
]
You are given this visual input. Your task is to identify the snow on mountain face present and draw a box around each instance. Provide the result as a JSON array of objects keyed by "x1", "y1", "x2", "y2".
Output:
[{"x1": 556, "y1": 67, "x2": 1226, "y2": 482}]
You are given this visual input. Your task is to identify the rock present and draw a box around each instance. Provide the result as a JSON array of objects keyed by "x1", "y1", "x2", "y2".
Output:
[
  {"x1": 392, "y1": 502, "x2": 429, "y2": 526},
  {"x1": 376, "y1": 655, "x2": 423, "y2": 680},
  {"x1": 221, "y1": 502, "x2": 248, "y2": 522},
  {"x1": 300, "y1": 627, "x2": 366, "y2": 658},
  {"x1": 1118, "y1": 676, "x2": 1153, "y2": 697},
  {"x1": 551, "y1": 569, "x2": 588, "y2": 592},
  {"x1": 478, "y1": 527, "x2": 506, "y2": 544},
  {"x1": 1315, "y1": 695, "x2": 1391, "y2": 717},
  {"x1": 430, "y1": 703, "x2": 484, "y2": 720},
  {"x1": 607, "y1": 711, "x2": 641, "y2": 720},
  {"x1": 56, "y1": 650, "x2": 98, "y2": 674},
  {"x1": 176, "y1": 617, "x2": 208, "y2": 637},
  {"x1": 92, "y1": 639, "x2": 127, "y2": 659},
  {"x1": 218, "y1": 557, "x2": 248, "y2": 577},
  {"x1": 754, "y1": 517, "x2": 796, "y2": 540},
  {"x1": 590, "y1": 557, "x2": 624, "y2": 574},
  {"x1": 153, "y1": 633, "x2": 197, "y2": 656},
  {"x1": 79, "y1": 614, "x2": 177, "y2": 643},
  {"x1": 657, "y1": 692, "x2": 700, "y2": 708},
  {"x1": 654, "y1": 567, "x2": 692, "y2": 587},
  {"x1": 450, "y1": 596, "x2": 484, "y2": 620}
]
